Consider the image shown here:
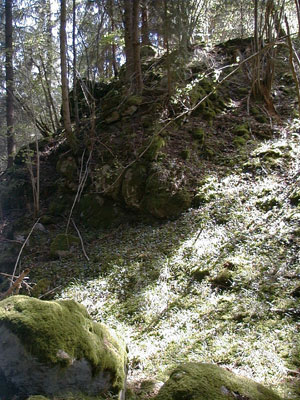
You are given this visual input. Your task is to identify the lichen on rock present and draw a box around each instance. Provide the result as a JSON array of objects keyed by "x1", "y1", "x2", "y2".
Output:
[{"x1": 155, "y1": 363, "x2": 283, "y2": 400}]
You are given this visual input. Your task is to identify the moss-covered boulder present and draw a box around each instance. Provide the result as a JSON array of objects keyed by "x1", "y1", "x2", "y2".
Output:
[
  {"x1": 155, "y1": 363, "x2": 283, "y2": 400},
  {"x1": 142, "y1": 165, "x2": 192, "y2": 219},
  {"x1": 78, "y1": 194, "x2": 123, "y2": 228},
  {"x1": 50, "y1": 233, "x2": 80, "y2": 258},
  {"x1": 0, "y1": 296, "x2": 127, "y2": 400},
  {"x1": 56, "y1": 156, "x2": 77, "y2": 181},
  {"x1": 122, "y1": 163, "x2": 148, "y2": 209},
  {"x1": 92, "y1": 164, "x2": 123, "y2": 201}
]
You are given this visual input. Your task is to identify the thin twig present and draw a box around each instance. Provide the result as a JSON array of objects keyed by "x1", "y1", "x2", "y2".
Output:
[
  {"x1": 66, "y1": 150, "x2": 92, "y2": 234},
  {"x1": 72, "y1": 218, "x2": 90, "y2": 261},
  {"x1": 0, "y1": 268, "x2": 30, "y2": 300},
  {"x1": 10, "y1": 218, "x2": 40, "y2": 286},
  {"x1": 39, "y1": 285, "x2": 62, "y2": 299}
]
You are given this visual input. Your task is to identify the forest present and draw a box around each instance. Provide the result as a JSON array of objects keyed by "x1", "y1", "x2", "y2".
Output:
[{"x1": 0, "y1": 0, "x2": 300, "y2": 400}]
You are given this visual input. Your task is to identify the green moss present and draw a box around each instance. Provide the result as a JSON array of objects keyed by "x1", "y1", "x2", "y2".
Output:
[
  {"x1": 192, "y1": 268, "x2": 210, "y2": 282},
  {"x1": 0, "y1": 296, "x2": 127, "y2": 392},
  {"x1": 180, "y1": 149, "x2": 190, "y2": 160},
  {"x1": 140, "y1": 135, "x2": 165, "y2": 161},
  {"x1": 192, "y1": 128, "x2": 205, "y2": 143},
  {"x1": 105, "y1": 111, "x2": 120, "y2": 124},
  {"x1": 26, "y1": 396, "x2": 50, "y2": 400},
  {"x1": 56, "y1": 157, "x2": 77, "y2": 181},
  {"x1": 255, "y1": 148, "x2": 283, "y2": 160},
  {"x1": 155, "y1": 363, "x2": 283, "y2": 400},
  {"x1": 49, "y1": 195, "x2": 71, "y2": 216},
  {"x1": 122, "y1": 163, "x2": 148, "y2": 208},
  {"x1": 233, "y1": 124, "x2": 249, "y2": 137},
  {"x1": 256, "y1": 197, "x2": 281, "y2": 211},
  {"x1": 233, "y1": 136, "x2": 248, "y2": 147},
  {"x1": 39, "y1": 215, "x2": 54, "y2": 225},
  {"x1": 78, "y1": 194, "x2": 122, "y2": 228},
  {"x1": 126, "y1": 95, "x2": 143, "y2": 106},
  {"x1": 143, "y1": 189, "x2": 191, "y2": 219},
  {"x1": 50, "y1": 234, "x2": 80, "y2": 257},
  {"x1": 202, "y1": 108, "x2": 216, "y2": 122},
  {"x1": 290, "y1": 191, "x2": 300, "y2": 206},
  {"x1": 211, "y1": 269, "x2": 232, "y2": 289},
  {"x1": 31, "y1": 278, "x2": 51, "y2": 298}
]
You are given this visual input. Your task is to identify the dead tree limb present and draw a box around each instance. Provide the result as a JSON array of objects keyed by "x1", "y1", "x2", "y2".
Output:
[{"x1": 0, "y1": 268, "x2": 30, "y2": 300}]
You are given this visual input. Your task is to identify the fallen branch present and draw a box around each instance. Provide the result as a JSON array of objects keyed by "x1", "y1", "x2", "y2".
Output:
[
  {"x1": 72, "y1": 218, "x2": 90, "y2": 261},
  {"x1": 39, "y1": 285, "x2": 62, "y2": 299},
  {"x1": 0, "y1": 268, "x2": 30, "y2": 300}
]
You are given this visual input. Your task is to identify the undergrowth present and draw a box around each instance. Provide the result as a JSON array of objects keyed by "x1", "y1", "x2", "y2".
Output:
[{"x1": 38, "y1": 121, "x2": 300, "y2": 399}]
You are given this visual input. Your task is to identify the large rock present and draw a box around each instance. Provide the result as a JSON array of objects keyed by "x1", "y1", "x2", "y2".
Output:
[
  {"x1": 142, "y1": 165, "x2": 192, "y2": 219},
  {"x1": 155, "y1": 363, "x2": 283, "y2": 400},
  {"x1": 122, "y1": 163, "x2": 148, "y2": 209},
  {"x1": 0, "y1": 296, "x2": 127, "y2": 400}
]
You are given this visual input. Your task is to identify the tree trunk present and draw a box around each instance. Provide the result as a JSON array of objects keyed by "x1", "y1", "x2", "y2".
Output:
[
  {"x1": 72, "y1": 0, "x2": 80, "y2": 128},
  {"x1": 60, "y1": 0, "x2": 77, "y2": 151},
  {"x1": 295, "y1": 0, "x2": 300, "y2": 37},
  {"x1": 124, "y1": 0, "x2": 134, "y2": 86},
  {"x1": 124, "y1": 0, "x2": 142, "y2": 93},
  {"x1": 132, "y1": 0, "x2": 143, "y2": 93},
  {"x1": 163, "y1": 0, "x2": 172, "y2": 97},
  {"x1": 5, "y1": 0, "x2": 16, "y2": 168},
  {"x1": 108, "y1": 0, "x2": 118, "y2": 77},
  {"x1": 141, "y1": 0, "x2": 151, "y2": 46}
]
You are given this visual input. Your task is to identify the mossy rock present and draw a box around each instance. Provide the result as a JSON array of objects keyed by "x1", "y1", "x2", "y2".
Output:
[
  {"x1": 26, "y1": 396, "x2": 49, "y2": 400},
  {"x1": 139, "y1": 135, "x2": 165, "y2": 161},
  {"x1": 100, "y1": 89, "x2": 121, "y2": 114},
  {"x1": 92, "y1": 164, "x2": 123, "y2": 201},
  {"x1": 49, "y1": 194, "x2": 73, "y2": 216},
  {"x1": 105, "y1": 110, "x2": 120, "y2": 124},
  {"x1": 202, "y1": 107, "x2": 216, "y2": 123},
  {"x1": 155, "y1": 363, "x2": 283, "y2": 400},
  {"x1": 233, "y1": 124, "x2": 249, "y2": 137},
  {"x1": 233, "y1": 136, "x2": 248, "y2": 147},
  {"x1": 180, "y1": 149, "x2": 190, "y2": 160},
  {"x1": 126, "y1": 95, "x2": 143, "y2": 106},
  {"x1": 122, "y1": 163, "x2": 148, "y2": 209},
  {"x1": 0, "y1": 296, "x2": 127, "y2": 399},
  {"x1": 122, "y1": 105, "x2": 138, "y2": 116},
  {"x1": 192, "y1": 128, "x2": 205, "y2": 143},
  {"x1": 142, "y1": 169, "x2": 192, "y2": 218},
  {"x1": 78, "y1": 194, "x2": 123, "y2": 228},
  {"x1": 31, "y1": 278, "x2": 51, "y2": 298},
  {"x1": 50, "y1": 234, "x2": 80, "y2": 257},
  {"x1": 56, "y1": 157, "x2": 77, "y2": 181},
  {"x1": 0, "y1": 166, "x2": 31, "y2": 212}
]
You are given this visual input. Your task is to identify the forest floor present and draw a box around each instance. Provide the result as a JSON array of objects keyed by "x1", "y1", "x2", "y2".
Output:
[
  {"x1": 2, "y1": 40, "x2": 300, "y2": 400},
  {"x1": 23, "y1": 117, "x2": 300, "y2": 399}
]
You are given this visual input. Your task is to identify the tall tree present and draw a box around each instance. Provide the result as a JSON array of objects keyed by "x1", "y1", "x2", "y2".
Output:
[
  {"x1": 60, "y1": 0, "x2": 77, "y2": 151},
  {"x1": 5, "y1": 0, "x2": 15, "y2": 168},
  {"x1": 123, "y1": 0, "x2": 143, "y2": 93},
  {"x1": 141, "y1": 0, "x2": 151, "y2": 46}
]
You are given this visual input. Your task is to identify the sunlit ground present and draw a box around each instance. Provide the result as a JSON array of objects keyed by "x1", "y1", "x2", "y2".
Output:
[{"x1": 57, "y1": 123, "x2": 300, "y2": 398}]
